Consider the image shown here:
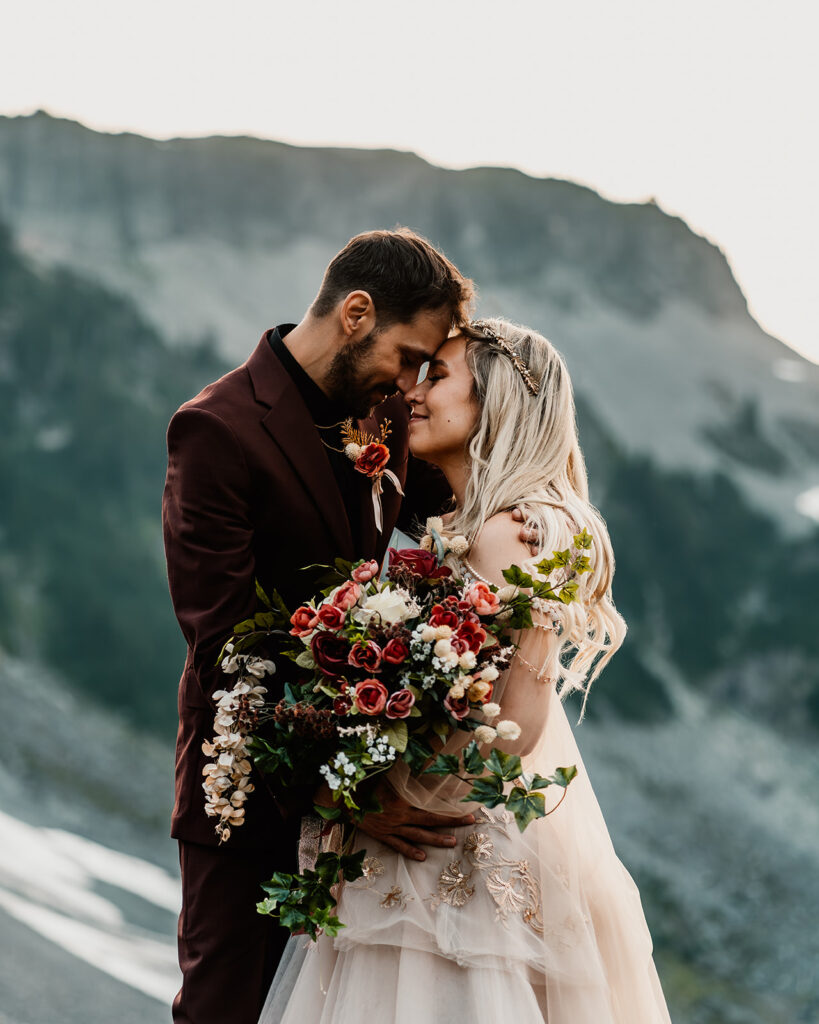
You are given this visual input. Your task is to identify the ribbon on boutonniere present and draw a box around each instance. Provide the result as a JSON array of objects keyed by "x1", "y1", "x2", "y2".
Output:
[{"x1": 341, "y1": 418, "x2": 404, "y2": 534}]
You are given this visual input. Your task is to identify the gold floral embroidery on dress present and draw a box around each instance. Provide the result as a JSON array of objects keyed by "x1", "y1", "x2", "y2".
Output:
[
  {"x1": 435, "y1": 860, "x2": 476, "y2": 908},
  {"x1": 361, "y1": 856, "x2": 384, "y2": 880},
  {"x1": 463, "y1": 832, "x2": 494, "y2": 866},
  {"x1": 485, "y1": 859, "x2": 544, "y2": 935},
  {"x1": 379, "y1": 885, "x2": 411, "y2": 910}
]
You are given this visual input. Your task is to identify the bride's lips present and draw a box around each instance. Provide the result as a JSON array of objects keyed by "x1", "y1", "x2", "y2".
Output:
[{"x1": 409, "y1": 414, "x2": 427, "y2": 427}]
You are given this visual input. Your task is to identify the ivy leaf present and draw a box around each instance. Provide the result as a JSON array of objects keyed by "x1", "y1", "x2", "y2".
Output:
[
  {"x1": 339, "y1": 849, "x2": 367, "y2": 882},
  {"x1": 486, "y1": 748, "x2": 523, "y2": 781},
  {"x1": 404, "y1": 736, "x2": 435, "y2": 775},
  {"x1": 526, "y1": 773, "x2": 555, "y2": 791},
  {"x1": 506, "y1": 787, "x2": 547, "y2": 831},
  {"x1": 552, "y1": 548, "x2": 572, "y2": 567},
  {"x1": 549, "y1": 765, "x2": 578, "y2": 788},
  {"x1": 382, "y1": 720, "x2": 409, "y2": 753},
  {"x1": 464, "y1": 774, "x2": 506, "y2": 808},
  {"x1": 534, "y1": 556, "x2": 556, "y2": 575},
  {"x1": 233, "y1": 617, "x2": 256, "y2": 635},
  {"x1": 424, "y1": 753, "x2": 461, "y2": 776},
  {"x1": 502, "y1": 564, "x2": 534, "y2": 588},
  {"x1": 253, "y1": 610, "x2": 277, "y2": 629},
  {"x1": 463, "y1": 740, "x2": 485, "y2": 776},
  {"x1": 573, "y1": 528, "x2": 593, "y2": 550},
  {"x1": 558, "y1": 580, "x2": 579, "y2": 604},
  {"x1": 571, "y1": 555, "x2": 592, "y2": 575}
]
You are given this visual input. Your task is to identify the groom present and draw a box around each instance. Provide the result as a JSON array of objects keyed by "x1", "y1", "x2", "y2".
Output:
[{"x1": 163, "y1": 228, "x2": 477, "y2": 1024}]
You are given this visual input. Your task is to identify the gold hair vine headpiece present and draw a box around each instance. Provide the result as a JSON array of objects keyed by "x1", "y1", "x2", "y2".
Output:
[{"x1": 470, "y1": 320, "x2": 540, "y2": 396}]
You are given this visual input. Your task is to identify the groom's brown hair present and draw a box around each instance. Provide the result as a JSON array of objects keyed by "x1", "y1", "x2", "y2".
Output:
[{"x1": 311, "y1": 227, "x2": 474, "y2": 328}]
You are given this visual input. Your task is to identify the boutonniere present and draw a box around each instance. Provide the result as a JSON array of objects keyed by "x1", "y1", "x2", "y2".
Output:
[{"x1": 341, "y1": 418, "x2": 404, "y2": 533}]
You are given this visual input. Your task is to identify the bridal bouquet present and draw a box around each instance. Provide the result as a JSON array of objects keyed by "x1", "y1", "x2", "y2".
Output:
[{"x1": 203, "y1": 519, "x2": 593, "y2": 938}]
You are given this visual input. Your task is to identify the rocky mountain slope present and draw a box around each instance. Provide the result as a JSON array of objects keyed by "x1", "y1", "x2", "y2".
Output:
[{"x1": 1, "y1": 112, "x2": 818, "y2": 534}]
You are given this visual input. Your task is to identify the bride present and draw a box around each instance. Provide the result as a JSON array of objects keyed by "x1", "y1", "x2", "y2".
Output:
[{"x1": 259, "y1": 318, "x2": 672, "y2": 1023}]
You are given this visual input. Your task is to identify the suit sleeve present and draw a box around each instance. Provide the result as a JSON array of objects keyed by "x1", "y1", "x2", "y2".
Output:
[{"x1": 162, "y1": 406, "x2": 258, "y2": 704}]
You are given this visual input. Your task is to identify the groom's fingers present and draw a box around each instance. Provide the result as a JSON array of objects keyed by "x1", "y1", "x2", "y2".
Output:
[{"x1": 396, "y1": 826, "x2": 459, "y2": 848}]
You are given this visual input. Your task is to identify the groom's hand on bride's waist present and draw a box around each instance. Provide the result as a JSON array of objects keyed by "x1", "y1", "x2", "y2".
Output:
[{"x1": 355, "y1": 782, "x2": 475, "y2": 862}]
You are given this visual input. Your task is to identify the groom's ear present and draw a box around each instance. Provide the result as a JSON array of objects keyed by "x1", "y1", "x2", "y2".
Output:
[{"x1": 339, "y1": 290, "x2": 376, "y2": 340}]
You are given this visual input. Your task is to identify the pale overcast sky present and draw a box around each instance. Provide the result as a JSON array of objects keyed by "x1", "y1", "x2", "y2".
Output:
[{"x1": 3, "y1": 0, "x2": 818, "y2": 361}]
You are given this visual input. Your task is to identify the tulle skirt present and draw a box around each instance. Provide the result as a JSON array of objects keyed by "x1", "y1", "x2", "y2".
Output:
[{"x1": 258, "y1": 689, "x2": 672, "y2": 1023}]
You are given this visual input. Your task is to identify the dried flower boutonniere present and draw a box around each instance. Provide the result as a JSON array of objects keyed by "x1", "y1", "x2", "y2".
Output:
[{"x1": 341, "y1": 418, "x2": 404, "y2": 533}]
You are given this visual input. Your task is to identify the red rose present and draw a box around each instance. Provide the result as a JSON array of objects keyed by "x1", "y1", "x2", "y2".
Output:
[
  {"x1": 332, "y1": 579, "x2": 361, "y2": 610},
  {"x1": 317, "y1": 604, "x2": 346, "y2": 630},
  {"x1": 354, "y1": 678, "x2": 389, "y2": 715},
  {"x1": 333, "y1": 694, "x2": 353, "y2": 715},
  {"x1": 385, "y1": 688, "x2": 416, "y2": 719},
  {"x1": 352, "y1": 559, "x2": 379, "y2": 584},
  {"x1": 382, "y1": 637, "x2": 410, "y2": 665},
  {"x1": 443, "y1": 691, "x2": 470, "y2": 720},
  {"x1": 455, "y1": 620, "x2": 487, "y2": 653},
  {"x1": 310, "y1": 632, "x2": 351, "y2": 676},
  {"x1": 387, "y1": 548, "x2": 452, "y2": 580},
  {"x1": 289, "y1": 605, "x2": 318, "y2": 637},
  {"x1": 428, "y1": 603, "x2": 460, "y2": 630},
  {"x1": 355, "y1": 442, "x2": 391, "y2": 478},
  {"x1": 463, "y1": 581, "x2": 501, "y2": 616},
  {"x1": 348, "y1": 641, "x2": 382, "y2": 673}
]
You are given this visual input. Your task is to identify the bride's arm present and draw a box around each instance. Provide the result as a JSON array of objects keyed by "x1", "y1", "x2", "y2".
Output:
[{"x1": 467, "y1": 513, "x2": 561, "y2": 759}]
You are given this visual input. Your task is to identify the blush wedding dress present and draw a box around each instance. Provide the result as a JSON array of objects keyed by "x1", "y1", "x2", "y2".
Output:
[{"x1": 257, "y1": 555, "x2": 673, "y2": 1024}]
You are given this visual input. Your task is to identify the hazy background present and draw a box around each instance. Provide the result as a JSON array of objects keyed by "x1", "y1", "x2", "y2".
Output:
[{"x1": 1, "y1": 3, "x2": 818, "y2": 1023}]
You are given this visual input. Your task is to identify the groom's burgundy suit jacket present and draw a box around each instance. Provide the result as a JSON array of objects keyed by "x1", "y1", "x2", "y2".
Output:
[{"x1": 163, "y1": 331, "x2": 444, "y2": 853}]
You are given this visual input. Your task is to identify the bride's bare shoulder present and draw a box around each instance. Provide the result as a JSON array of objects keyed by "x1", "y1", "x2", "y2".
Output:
[{"x1": 467, "y1": 511, "x2": 532, "y2": 587}]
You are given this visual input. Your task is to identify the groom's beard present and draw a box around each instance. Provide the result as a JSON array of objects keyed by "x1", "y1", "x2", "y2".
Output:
[{"x1": 325, "y1": 329, "x2": 389, "y2": 419}]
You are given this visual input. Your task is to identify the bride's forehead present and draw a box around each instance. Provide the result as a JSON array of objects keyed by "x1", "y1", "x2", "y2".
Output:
[{"x1": 436, "y1": 333, "x2": 468, "y2": 361}]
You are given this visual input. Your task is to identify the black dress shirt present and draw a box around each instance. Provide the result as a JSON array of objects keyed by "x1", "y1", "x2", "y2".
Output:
[{"x1": 268, "y1": 324, "x2": 365, "y2": 550}]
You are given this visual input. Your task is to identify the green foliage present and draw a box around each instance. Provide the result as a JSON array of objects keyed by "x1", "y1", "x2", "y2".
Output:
[{"x1": 257, "y1": 850, "x2": 366, "y2": 940}]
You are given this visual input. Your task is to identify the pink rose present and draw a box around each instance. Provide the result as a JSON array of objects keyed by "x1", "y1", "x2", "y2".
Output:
[
  {"x1": 355, "y1": 442, "x2": 390, "y2": 478},
  {"x1": 348, "y1": 641, "x2": 382, "y2": 673},
  {"x1": 354, "y1": 678, "x2": 389, "y2": 716},
  {"x1": 382, "y1": 637, "x2": 410, "y2": 665},
  {"x1": 290, "y1": 605, "x2": 318, "y2": 637},
  {"x1": 352, "y1": 559, "x2": 379, "y2": 584},
  {"x1": 385, "y1": 688, "x2": 416, "y2": 719},
  {"x1": 443, "y1": 691, "x2": 470, "y2": 720},
  {"x1": 463, "y1": 581, "x2": 501, "y2": 616},
  {"x1": 332, "y1": 580, "x2": 361, "y2": 611},
  {"x1": 317, "y1": 603, "x2": 346, "y2": 630}
]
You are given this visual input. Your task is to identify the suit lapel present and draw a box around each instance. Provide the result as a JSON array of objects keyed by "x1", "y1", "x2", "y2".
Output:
[{"x1": 246, "y1": 335, "x2": 354, "y2": 558}]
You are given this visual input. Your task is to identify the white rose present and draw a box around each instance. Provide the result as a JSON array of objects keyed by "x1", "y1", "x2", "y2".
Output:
[
  {"x1": 354, "y1": 588, "x2": 411, "y2": 626},
  {"x1": 496, "y1": 720, "x2": 521, "y2": 741},
  {"x1": 434, "y1": 624, "x2": 453, "y2": 639},
  {"x1": 458, "y1": 650, "x2": 477, "y2": 671},
  {"x1": 482, "y1": 702, "x2": 501, "y2": 720},
  {"x1": 448, "y1": 683, "x2": 465, "y2": 700},
  {"x1": 480, "y1": 664, "x2": 500, "y2": 682},
  {"x1": 474, "y1": 725, "x2": 497, "y2": 744},
  {"x1": 420, "y1": 625, "x2": 438, "y2": 642},
  {"x1": 497, "y1": 584, "x2": 518, "y2": 603}
]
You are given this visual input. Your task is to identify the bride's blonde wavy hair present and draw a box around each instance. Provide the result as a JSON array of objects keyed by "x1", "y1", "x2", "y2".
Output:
[{"x1": 445, "y1": 317, "x2": 626, "y2": 716}]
